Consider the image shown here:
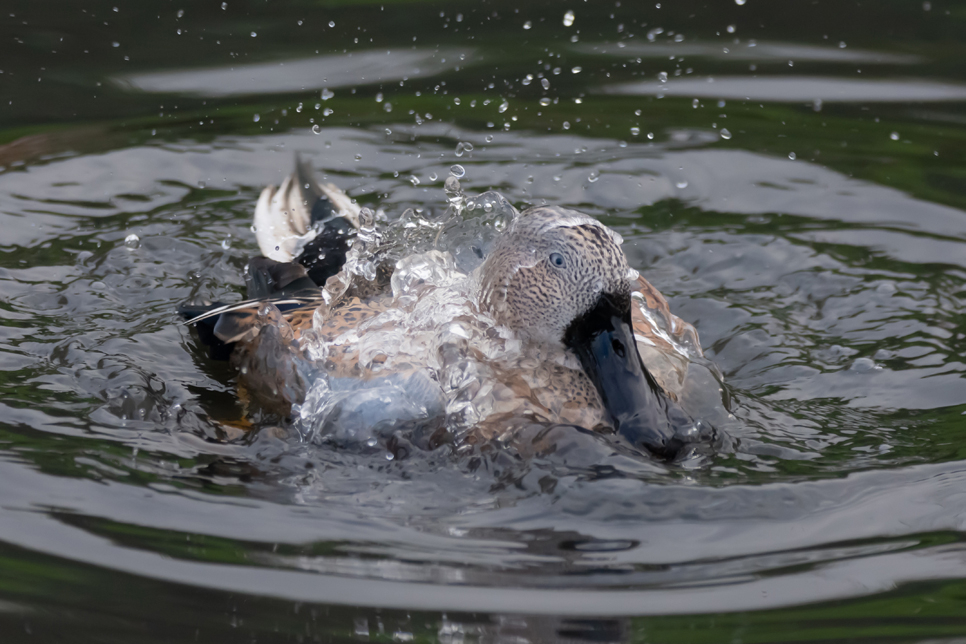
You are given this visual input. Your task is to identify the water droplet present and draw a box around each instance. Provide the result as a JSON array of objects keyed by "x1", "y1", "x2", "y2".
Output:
[
  {"x1": 720, "y1": 128, "x2": 732, "y2": 140},
  {"x1": 541, "y1": 78, "x2": 551, "y2": 90},
  {"x1": 253, "y1": 113, "x2": 260, "y2": 122},
  {"x1": 295, "y1": 102, "x2": 303, "y2": 113},
  {"x1": 455, "y1": 142, "x2": 474, "y2": 157},
  {"x1": 250, "y1": 31, "x2": 257, "y2": 37},
  {"x1": 312, "y1": 124, "x2": 321, "y2": 134},
  {"x1": 562, "y1": 121, "x2": 571, "y2": 130},
  {"x1": 177, "y1": 9, "x2": 184, "y2": 18},
  {"x1": 563, "y1": 10, "x2": 575, "y2": 26},
  {"x1": 221, "y1": 236, "x2": 232, "y2": 249},
  {"x1": 588, "y1": 170, "x2": 600, "y2": 183},
  {"x1": 375, "y1": 92, "x2": 383, "y2": 102},
  {"x1": 383, "y1": 102, "x2": 392, "y2": 112},
  {"x1": 735, "y1": 0, "x2": 746, "y2": 5},
  {"x1": 444, "y1": 176, "x2": 461, "y2": 193},
  {"x1": 890, "y1": 131, "x2": 900, "y2": 141},
  {"x1": 630, "y1": 126, "x2": 640, "y2": 135},
  {"x1": 571, "y1": 66, "x2": 582, "y2": 74},
  {"x1": 220, "y1": 2, "x2": 226, "y2": 9},
  {"x1": 839, "y1": 41, "x2": 847, "y2": 48},
  {"x1": 450, "y1": 164, "x2": 465, "y2": 178},
  {"x1": 124, "y1": 234, "x2": 140, "y2": 249},
  {"x1": 429, "y1": 172, "x2": 438, "y2": 181},
  {"x1": 676, "y1": 180, "x2": 688, "y2": 189},
  {"x1": 498, "y1": 100, "x2": 509, "y2": 113},
  {"x1": 788, "y1": 151, "x2": 797, "y2": 160},
  {"x1": 658, "y1": 71, "x2": 668, "y2": 82},
  {"x1": 485, "y1": 135, "x2": 494, "y2": 143},
  {"x1": 647, "y1": 132, "x2": 655, "y2": 139},
  {"x1": 410, "y1": 176, "x2": 420, "y2": 186},
  {"x1": 321, "y1": 88, "x2": 334, "y2": 101},
  {"x1": 328, "y1": 20, "x2": 335, "y2": 28},
  {"x1": 539, "y1": 97, "x2": 551, "y2": 106},
  {"x1": 112, "y1": 41, "x2": 120, "y2": 48},
  {"x1": 727, "y1": 24, "x2": 736, "y2": 33},
  {"x1": 522, "y1": 74, "x2": 533, "y2": 86},
  {"x1": 384, "y1": 127, "x2": 392, "y2": 135},
  {"x1": 523, "y1": 20, "x2": 532, "y2": 29},
  {"x1": 323, "y1": 108, "x2": 333, "y2": 116}
]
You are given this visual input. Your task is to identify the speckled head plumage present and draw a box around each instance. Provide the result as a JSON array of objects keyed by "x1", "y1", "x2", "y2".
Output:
[{"x1": 478, "y1": 205, "x2": 633, "y2": 344}]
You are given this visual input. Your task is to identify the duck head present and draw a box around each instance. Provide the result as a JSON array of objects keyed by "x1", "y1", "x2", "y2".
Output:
[{"x1": 478, "y1": 205, "x2": 695, "y2": 460}]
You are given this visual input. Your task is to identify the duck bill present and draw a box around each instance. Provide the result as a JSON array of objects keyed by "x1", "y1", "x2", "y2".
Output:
[{"x1": 564, "y1": 293, "x2": 689, "y2": 460}]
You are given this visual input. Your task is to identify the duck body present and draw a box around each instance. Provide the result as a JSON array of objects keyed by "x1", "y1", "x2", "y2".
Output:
[{"x1": 183, "y1": 159, "x2": 718, "y2": 459}]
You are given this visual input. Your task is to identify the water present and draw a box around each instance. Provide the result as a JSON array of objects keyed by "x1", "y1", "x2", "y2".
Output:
[{"x1": 2, "y1": 0, "x2": 966, "y2": 641}]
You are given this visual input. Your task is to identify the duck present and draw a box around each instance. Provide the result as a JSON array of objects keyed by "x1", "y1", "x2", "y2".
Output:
[{"x1": 181, "y1": 157, "x2": 715, "y2": 460}]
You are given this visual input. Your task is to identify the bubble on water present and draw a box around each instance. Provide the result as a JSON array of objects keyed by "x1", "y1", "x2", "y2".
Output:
[
  {"x1": 455, "y1": 142, "x2": 474, "y2": 157},
  {"x1": 253, "y1": 113, "x2": 260, "y2": 122},
  {"x1": 849, "y1": 357, "x2": 881, "y2": 373},
  {"x1": 720, "y1": 128, "x2": 732, "y2": 140},
  {"x1": 563, "y1": 10, "x2": 575, "y2": 26},
  {"x1": 450, "y1": 164, "x2": 465, "y2": 178},
  {"x1": 890, "y1": 131, "x2": 900, "y2": 141},
  {"x1": 321, "y1": 88, "x2": 334, "y2": 101},
  {"x1": 523, "y1": 20, "x2": 532, "y2": 29},
  {"x1": 312, "y1": 124, "x2": 321, "y2": 134},
  {"x1": 123, "y1": 234, "x2": 140, "y2": 249},
  {"x1": 498, "y1": 100, "x2": 509, "y2": 113}
]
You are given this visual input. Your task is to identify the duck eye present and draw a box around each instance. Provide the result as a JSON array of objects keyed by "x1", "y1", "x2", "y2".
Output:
[{"x1": 549, "y1": 252, "x2": 565, "y2": 268}]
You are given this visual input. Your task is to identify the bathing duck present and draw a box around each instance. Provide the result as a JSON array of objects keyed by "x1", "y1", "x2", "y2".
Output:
[{"x1": 182, "y1": 158, "x2": 711, "y2": 460}]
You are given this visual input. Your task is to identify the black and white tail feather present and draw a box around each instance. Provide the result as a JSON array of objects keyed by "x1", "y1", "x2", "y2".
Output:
[{"x1": 179, "y1": 156, "x2": 366, "y2": 358}]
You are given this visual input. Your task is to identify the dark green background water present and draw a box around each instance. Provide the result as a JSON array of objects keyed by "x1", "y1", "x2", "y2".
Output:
[{"x1": 2, "y1": 0, "x2": 966, "y2": 642}]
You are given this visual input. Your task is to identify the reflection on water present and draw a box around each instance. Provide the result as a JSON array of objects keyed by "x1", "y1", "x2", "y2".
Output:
[
  {"x1": 2, "y1": 0, "x2": 966, "y2": 640},
  {"x1": 603, "y1": 76, "x2": 966, "y2": 103},
  {"x1": 115, "y1": 47, "x2": 473, "y2": 97},
  {"x1": 577, "y1": 40, "x2": 923, "y2": 64}
]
